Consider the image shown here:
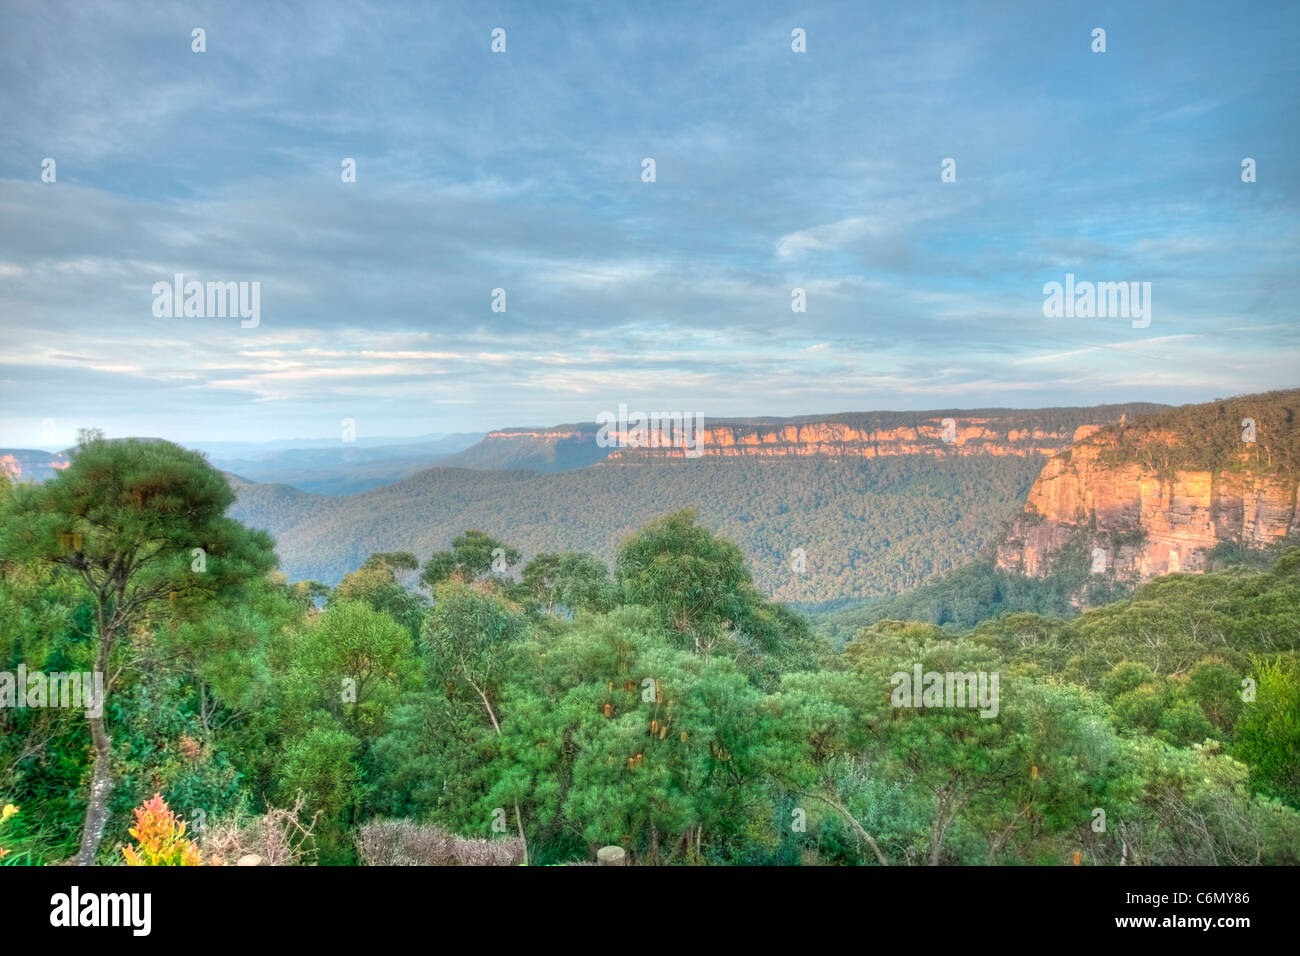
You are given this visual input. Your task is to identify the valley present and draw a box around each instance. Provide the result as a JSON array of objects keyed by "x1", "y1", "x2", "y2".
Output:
[{"x1": 226, "y1": 402, "x2": 1165, "y2": 604}]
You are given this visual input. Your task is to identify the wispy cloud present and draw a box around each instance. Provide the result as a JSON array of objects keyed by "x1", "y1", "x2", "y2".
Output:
[{"x1": 0, "y1": 0, "x2": 1296, "y2": 444}]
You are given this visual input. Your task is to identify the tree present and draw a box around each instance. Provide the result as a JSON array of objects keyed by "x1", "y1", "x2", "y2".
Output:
[
  {"x1": 421, "y1": 531, "x2": 521, "y2": 590},
  {"x1": 766, "y1": 670, "x2": 892, "y2": 865},
  {"x1": 0, "y1": 437, "x2": 277, "y2": 864},
  {"x1": 1235, "y1": 658, "x2": 1300, "y2": 808},
  {"x1": 615, "y1": 509, "x2": 755, "y2": 639},
  {"x1": 278, "y1": 600, "x2": 416, "y2": 738},
  {"x1": 334, "y1": 553, "x2": 427, "y2": 640},
  {"x1": 421, "y1": 580, "x2": 530, "y2": 861},
  {"x1": 362, "y1": 551, "x2": 419, "y2": 574},
  {"x1": 520, "y1": 551, "x2": 617, "y2": 616}
]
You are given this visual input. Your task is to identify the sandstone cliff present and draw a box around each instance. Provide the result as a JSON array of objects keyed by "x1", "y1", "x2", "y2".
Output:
[
  {"x1": 603, "y1": 418, "x2": 1096, "y2": 461},
  {"x1": 997, "y1": 413, "x2": 1300, "y2": 583},
  {"x1": 0, "y1": 450, "x2": 71, "y2": 482},
  {"x1": 479, "y1": 405, "x2": 1160, "y2": 465}
]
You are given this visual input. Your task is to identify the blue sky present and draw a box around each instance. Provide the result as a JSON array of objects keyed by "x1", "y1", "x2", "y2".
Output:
[{"x1": 1, "y1": 0, "x2": 1297, "y2": 446}]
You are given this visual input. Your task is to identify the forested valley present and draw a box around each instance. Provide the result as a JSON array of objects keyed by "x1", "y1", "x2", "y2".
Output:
[
  {"x1": 2, "y1": 437, "x2": 1298, "y2": 866},
  {"x1": 227, "y1": 454, "x2": 1047, "y2": 607}
]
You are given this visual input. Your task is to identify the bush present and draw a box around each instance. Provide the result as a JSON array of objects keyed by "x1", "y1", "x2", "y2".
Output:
[
  {"x1": 121, "y1": 793, "x2": 202, "y2": 866},
  {"x1": 356, "y1": 820, "x2": 525, "y2": 866},
  {"x1": 201, "y1": 795, "x2": 320, "y2": 866}
]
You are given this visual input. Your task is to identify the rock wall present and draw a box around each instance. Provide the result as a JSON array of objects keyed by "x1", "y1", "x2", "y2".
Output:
[
  {"x1": 997, "y1": 441, "x2": 1300, "y2": 580},
  {"x1": 601, "y1": 418, "x2": 1103, "y2": 461}
]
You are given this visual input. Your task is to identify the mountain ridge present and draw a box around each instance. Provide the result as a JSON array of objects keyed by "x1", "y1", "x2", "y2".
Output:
[
  {"x1": 996, "y1": 388, "x2": 1300, "y2": 585},
  {"x1": 224, "y1": 401, "x2": 1164, "y2": 600}
]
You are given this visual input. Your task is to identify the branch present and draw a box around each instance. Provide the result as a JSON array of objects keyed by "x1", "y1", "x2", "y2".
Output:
[{"x1": 794, "y1": 788, "x2": 890, "y2": 866}]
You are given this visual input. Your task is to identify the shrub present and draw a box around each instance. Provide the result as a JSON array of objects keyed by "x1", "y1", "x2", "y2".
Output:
[
  {"x1": 0, "y1": 803, "x2": 18, "y2": 863},
  {"x1": 201, "y1": 795, "x2": 320, "y2": 866},
  {"x1": 356, "y1": 820, "x2": 525, "y2": 866},
  {"x1": 121, "y1": 793, "x2": 202, "y2": 866}
]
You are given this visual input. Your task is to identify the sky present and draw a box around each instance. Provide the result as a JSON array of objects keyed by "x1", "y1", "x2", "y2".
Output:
[{"x1": 0, "y1": 0, "x2": 1297, "y2": 447}]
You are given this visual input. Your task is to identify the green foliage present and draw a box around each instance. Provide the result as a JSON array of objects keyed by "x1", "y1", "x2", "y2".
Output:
[
  {"x1": 1092, "y1": 388, "x2": 1300, "y2": 476},
  {"x1": 616, "y1": 509, "x2": 755, "y2": 638},
  {"x1": 332, "y1": 555, "x2": 427, "y2": 641},
  {"x1": 230, "y1": 455, "x2": 1050, "y2": 605},
  {"x1": 816, "y1": 523, "x2": 1142, "y2": 646},
  {"x1": 421, "y1": 530, "x2": 521, "y2": 589},
  {"x1": 518, "y1": 551, "x2": 617, "y2": 616},
  {"x1": 4, "y1": 437, "x2": 1298, "y2": 866},
  {"x1": 0, "y1": 437, "x2": 282, "y2": 863},
  {"x1": 1235, "y1": 658, "x2": 1300, "y2": 807}
]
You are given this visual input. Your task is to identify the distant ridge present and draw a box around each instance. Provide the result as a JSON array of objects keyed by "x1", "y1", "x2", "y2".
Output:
[
  {"x1": 439, "y1": 403, "x2": 1168, "y2": 470},
  {"x1": 227, "y1": 400, "x2": 1170, "y2": 602}
]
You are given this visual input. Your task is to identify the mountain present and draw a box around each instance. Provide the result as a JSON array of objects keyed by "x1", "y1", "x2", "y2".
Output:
[
  {"x1": 438, "y1": 425, "x2": 611, "y2": 472},
  {"x1": 188, "y1": 431, "x2": 460, "y2": 457},
  {"x1": 996, "y1": 389, "x2": 1300, "y2": 583},
  {"x1": 227, "y1": 402, "x2": 1162, "y2": 601},
  {"x1": 228, "y1": 457, "x2": 1047, "y2": 601},
  {"x1": 205, "y1": 433, "x2": 483, "y2": 495},
  {"x1": 601, "y1": 406, "x2": 1163, "y2": 460},
  {"x1": 814, "y1": 388, "x2": 1300, "y2": 644},
  {"x1": 428, "y1": 403, "x2": 1166, "y2": 470},
  {"x1": 1, "y1": 434, "x2": 485, "y2": 496},
  {"x1": 0, "y1": 449, "x2": 71, "y2": 483}
]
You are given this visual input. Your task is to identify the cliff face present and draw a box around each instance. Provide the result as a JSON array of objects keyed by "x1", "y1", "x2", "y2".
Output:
[
  {"x1": 602, "y1": 419, "x2": 1105, "y2": 461},
  {"x1": 0, "y1": 450, "x2": 70, "y2": 482},
  {"x1": 486, "y1": 430, "x2": 584, "y2": 441},
  {"x1": 997, "y1": 440, "x2": 1300, "y2": 581},
  {"x1": 476, "y1": 409, "x2": 1157, "y2": 465}
]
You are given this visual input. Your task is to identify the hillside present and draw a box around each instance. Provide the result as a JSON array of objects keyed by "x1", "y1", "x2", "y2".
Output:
[
  {"x1": 226, "y1": 402, "x2": 1165, "y2": 603},
  {"x1": 11, "y1": 445, "x2": 1300, "y2": 869},
  {"x1": 604, "y1": 404, "x2": 1166, "y2": 460},
  {"x1": 229, "y1": 455, "x2": 1047, "y2": 602},
  {"x1": 440, "y1": 425, "x2": 611, "y2": 472},
  {"x1": 447, "y1": 403, "x2": 1165, "y2": 467},
  {"x1": 0, "y1": 449, "x2": 71, "y2": 482},
  {"x1": 203, "y1": 433, "x2": 483, "y2": 494},
  {"x1": 816, "y1": 388, "x2": 1300, "y2": 643},
  {"x1": 997, "y1": 389, "x2": 1300, "y2": 583}
]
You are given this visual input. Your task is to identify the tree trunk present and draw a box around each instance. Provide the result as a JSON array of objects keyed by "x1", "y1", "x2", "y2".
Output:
[
  {"x1": 798, "y1": 789, "x2": 890, "y2": 865},
  {"x1": 75, "y1": 603, "x2": 115, "y2": 866},
  {"x1": 75, "y1": 720, "x2": 114, "y2": 865},
  {"x1": 468, "y1": 674, "x2": 529, "y2": 866},
  {"x1": 928, "y1": 787, "x2": 971, "y2": 866}
]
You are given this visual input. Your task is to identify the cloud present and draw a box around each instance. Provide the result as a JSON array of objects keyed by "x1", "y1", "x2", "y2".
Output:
[
  {"x1": 776, "y1": 217, "x2": 887, "y2": 258},
  {"x1": 0, "y1": 0, "x2": 1295, "y2": 444}
]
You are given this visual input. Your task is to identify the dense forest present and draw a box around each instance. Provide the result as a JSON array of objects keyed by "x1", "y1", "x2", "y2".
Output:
[
  {"x1": 816, "y1": 557, "x2": 1125, "y2": 649},
  {"x1": 817, "y1": 536, "x2": 1300, "y2": 649},
  {"x1": 655, "y1": 402, "x2": 1166, "y2": 439},
  {"x1": 1087, "y1": 388, "x2": 1299, "y2": 475},
  {"x1": 2, "y1": 437, "x2": 1297, "y2": 866},
  {"x1": 228, "y1": 455, "x2": 1047, "y2": 607}
]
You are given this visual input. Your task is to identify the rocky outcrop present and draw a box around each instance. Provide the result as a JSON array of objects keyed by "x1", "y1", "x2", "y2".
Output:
[
  {"x1": 474, "y1": 408, "x2": 1161, "y2": 465},
  {"x1": 604, "y1": 417, "x2": 1078, "y2": 460},
  {"x1": 0, "y1": 450, "x2": 71, "y2": 482},
  {"x1": 486, "y1": 429, "x2": 585, "y2": 441},
  {"x1": 446, "y1": 404, "x2": 1174, "y2": 478},
  {"x1": 997, "y1": 440, "x2": 1300, "y2": 581}
]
